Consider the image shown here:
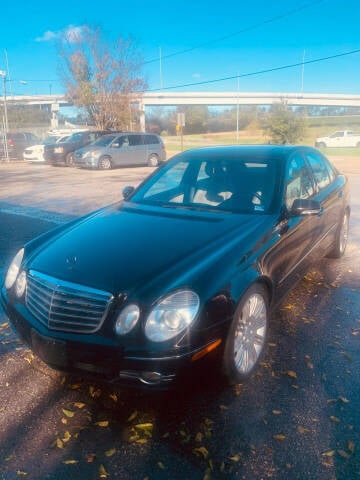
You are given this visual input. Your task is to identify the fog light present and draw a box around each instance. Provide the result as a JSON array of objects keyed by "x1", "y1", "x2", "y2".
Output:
[
  {"x1": 115, "y1": 304, "x2": 140, "y2": 335},
  {"x1": 15, "y1": 271, "x2": 27, "y2": 298}
]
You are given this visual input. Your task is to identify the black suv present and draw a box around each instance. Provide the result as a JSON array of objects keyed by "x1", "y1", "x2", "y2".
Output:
[
  {"x1": 44, "y1": 130, "x2": 115, "y2": 166},
  {"x1": 0, "y1": 132, "x2": 38, "y2": 160}
]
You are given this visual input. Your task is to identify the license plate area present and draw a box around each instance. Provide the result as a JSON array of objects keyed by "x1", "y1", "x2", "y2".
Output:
[{"x1": 31, "y1": 329, "x2": 67, "y2": 367}]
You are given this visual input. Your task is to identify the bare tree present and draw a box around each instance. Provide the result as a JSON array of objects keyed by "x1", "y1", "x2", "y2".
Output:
[{"x1": 59, "y1": 26, "x2": 147, "y2": 130}]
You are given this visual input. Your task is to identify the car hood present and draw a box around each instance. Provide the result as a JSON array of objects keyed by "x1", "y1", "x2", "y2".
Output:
[{"x1": 28, "y1": 202, "x2": 271, "y2": 297}]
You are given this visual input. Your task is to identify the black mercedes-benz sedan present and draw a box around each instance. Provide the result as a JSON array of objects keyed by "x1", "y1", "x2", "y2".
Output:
[{"x1": 1, "y1": 145, "x2": 350, "y2": 389}]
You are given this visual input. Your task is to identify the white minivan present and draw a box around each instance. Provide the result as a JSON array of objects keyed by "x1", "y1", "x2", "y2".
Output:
[{"x1": 74, "y1": 132, "x2": 166, "y2": 169}]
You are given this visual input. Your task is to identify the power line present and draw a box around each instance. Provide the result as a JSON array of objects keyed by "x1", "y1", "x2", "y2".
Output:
[
  {"x1": 144, "y1": 48, "x2": 360, "y2": 92},
  {"x1": 144, "y1": 0, "x2": 327, "y2": 64}
]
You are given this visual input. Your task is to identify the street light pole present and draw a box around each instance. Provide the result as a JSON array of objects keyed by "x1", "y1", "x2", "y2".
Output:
[{"x1": 0, "y1": 70, "x2": 8, "y2": 133}]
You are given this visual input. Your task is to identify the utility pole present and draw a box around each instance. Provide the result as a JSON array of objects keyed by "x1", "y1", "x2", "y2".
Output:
[{"x1": 0, "y1": 70, "x2": 9, "y2": 133}]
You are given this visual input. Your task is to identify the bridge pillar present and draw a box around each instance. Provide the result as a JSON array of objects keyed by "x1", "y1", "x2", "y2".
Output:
[{"x1": 139, "y1": 102, "x2": 145, "y2": 132}]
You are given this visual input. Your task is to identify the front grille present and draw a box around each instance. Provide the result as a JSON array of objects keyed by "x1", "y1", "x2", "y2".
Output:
[{"x1": 26, "y1": 270, "x2": 113, "y2": 334}]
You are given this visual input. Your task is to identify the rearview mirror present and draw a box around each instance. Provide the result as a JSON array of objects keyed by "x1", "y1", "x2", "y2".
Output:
[
  {"x1": 291, "y1": 198, "x2": 322, "y2": 216},
  {"x1": 122, "y1": 186, "x2": 135, "y2": 200}
]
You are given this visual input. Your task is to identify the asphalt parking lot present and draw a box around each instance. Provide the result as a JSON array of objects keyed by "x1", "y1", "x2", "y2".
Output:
[{"x1": 0, "y1": 157, "x2": 359, "y2": 480}]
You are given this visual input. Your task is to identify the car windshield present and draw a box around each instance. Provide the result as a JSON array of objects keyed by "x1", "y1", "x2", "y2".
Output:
[
  {"x1": 43, "y1": 136, "x2": 62, "y2": 145},
  {"x1": 91, "y1": 135, "x2": 118, "y2": 147},
  {"x1": 130, "y1": 155, "x2": 279, "y2": 214}
]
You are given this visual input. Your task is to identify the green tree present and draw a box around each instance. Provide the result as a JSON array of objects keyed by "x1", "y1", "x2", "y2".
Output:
[
  {"x1": 178, "y1": 105, "x2": 209, "y2": 134},
  {"x1": 59, "y1": 25, "x2": 147, "y2": 130},
  {"x1": 262, "y1": 103, "x2": 306, "y2": 144}
]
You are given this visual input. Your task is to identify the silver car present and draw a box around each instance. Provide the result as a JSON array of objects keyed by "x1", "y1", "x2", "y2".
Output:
[{"x1": 74, "y1": 133, "x2": 166, "y2": 169}]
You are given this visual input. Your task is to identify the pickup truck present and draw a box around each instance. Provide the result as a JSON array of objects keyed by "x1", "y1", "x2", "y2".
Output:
[{"x1": 315, "y1": 130, "x2": 360, "y2": 148}]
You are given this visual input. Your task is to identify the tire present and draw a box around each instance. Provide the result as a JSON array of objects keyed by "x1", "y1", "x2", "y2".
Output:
[
  {"x1": 65, "y1": 152, "x2": 74, "y2": 166},
  {"x1": 327, "y1": 210, "x2": 349, "y2": 258},
  {"x1": 223, "y1": 284, "x2": 269, "y2": 384},
  {"x1": 148, "y1": 154, "x2": 159, "y2": 167},
  {"x1": 98, "y1": 156, "x2": 112, "y2": 170}
]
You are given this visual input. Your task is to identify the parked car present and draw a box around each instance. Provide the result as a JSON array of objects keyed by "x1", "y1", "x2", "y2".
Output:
[
  {"x1": 23, "y1": 134, "x2": 71, "y2": 163},
  {"x1": 315, "y1": 130, "x2": 360, "y2": 148},
  {"x1": 1, "y1": 145, "x2": 350, "y2": 389},
  {"x1": 44, "y1": 130, "x2": 115, "y2": 166},
  {"x1": 74, "y1": 132, "x2": 166, "y2": 169},
  {"x1": 0, "y1": 132, "x2": 38, "y2": 160}
]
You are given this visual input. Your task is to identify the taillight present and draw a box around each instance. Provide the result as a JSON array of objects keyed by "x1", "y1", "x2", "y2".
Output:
[{"x1": 8, "y1": 139, "x2": 14, "y2": 147}]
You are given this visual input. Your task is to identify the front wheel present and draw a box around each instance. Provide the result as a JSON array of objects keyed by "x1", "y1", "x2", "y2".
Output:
[
  {"x1": 65, "y1": 152, "x2": 74, "y2": 166},
  {"x1": 223, "y1": 284, "x2": 269, "y2": 384},
  {"x1": 98, "y1": 156, "x2": 112, "y2": 170},
  {"x1": 327, "y1": 210, "x2": 349, "y2": 258}
]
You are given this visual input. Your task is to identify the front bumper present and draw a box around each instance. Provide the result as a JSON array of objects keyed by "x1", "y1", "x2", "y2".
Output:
[{"x1": 1, "y1": 287, "x2": 223, "y2": 389}]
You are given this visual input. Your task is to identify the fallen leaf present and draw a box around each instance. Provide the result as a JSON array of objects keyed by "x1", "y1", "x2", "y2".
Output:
[
  {"x1": 74, "y1": 402, "x2": 86, "y2": 409},
  {"x1": 127, "y1": 410, "x2": 138, "y2": 422},
  {"x1": 95, "y1": 420, "x2": 109, "y2": 427},
  {"x1": 136, "y1": 438, "x2": 148, "y2": 444},
  {"x1": 62, "y1": 431, "x2": 71, "y2": 443},
  {"x1": 62, "y1": 409, "x2": 75, "y2": 418},
  {"x1": 339, "y1": 396, "x2": 349, "y2": 404},
  {"x1": 195, "y1": 432, "x2": 203, "y2": 442},
  {"x1": 105, "y1": 448, "x2": 116, "y2": 457},
  {"x1": 157, "y1": 462, "x2": 166, "y2": 470},
  {"x1": 135, "y1": 423, "x2": 153, "y2": 431},
  {"x1": 285, "y1": 370, "x2": 297, "y2": 379},
  {"x1": 61, "y1": 418, "x2": 68, "y2": 425},
  {"x1": 273, "y1": 434, "x2": 286, "y2": 441},
  {"x1": 86, "y1": 453, "x2": 96, "y2": 463},
  {"x1": 337, "y1": 450, "x2": 350, "y2": 459},
  {"x1": 193, "y1": 446, "x2": 209, "y2": 459},
  {"x1": 109, "y1": 393, "x2": 118, "y2": 402},
  {"x1": 329, "y1": 416, "x2": 340, "y2": 423},
  {"x1": 55, "y1": 438, "x2": 64, "y2": 449},
  {"x1": 63, "y1": 460, "x2": 78, "y2": 465},
  {"x1": 272, "y1": 410, "x2": 282, "y2": 415},
  {"x1": 229, "y1": 453, "x2": 242, "y2": 462},
  {"x1": 348, "y1": 440, "x2": 355, "y2": 453},
  {"x1": 16, "y1": 471, "x2": 27, "y2": 476},
  {"x1": 297, "y1": 426, "x2": 309, "y2": 434},
  {"x1": 321, "y1": 450, "x2": 335, "y2": 457},
  {"x1": 99, "y1": 464, "x2": 108, "y2": 478}
]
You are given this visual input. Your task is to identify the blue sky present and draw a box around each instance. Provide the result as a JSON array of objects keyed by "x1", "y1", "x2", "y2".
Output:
[{"x1": 1, "y1": 0, "x2": 359, "y2": 96}]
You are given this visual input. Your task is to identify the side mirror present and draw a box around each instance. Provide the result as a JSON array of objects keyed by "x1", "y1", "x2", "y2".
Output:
[
  {"x1": 291, "y1": 198, "x2": 322, "y2": 216},
  {"x1": 122, "y1": 186, "x2": 135, "y2": 200}
]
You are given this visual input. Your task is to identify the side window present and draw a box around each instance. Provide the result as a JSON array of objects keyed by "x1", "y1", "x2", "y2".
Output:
[
  {"x1": 144, "y1": 135, "x2": 159, "y2": 145},
  {"x1": 305, "y1": 151, "x2": 331, "y2": 190},
  {"x1": 128, "y1": 135, "x2": 143, "y2": 146},
  {"x1": 285, "y1": 155, "x2": 315, "y2": 210}
]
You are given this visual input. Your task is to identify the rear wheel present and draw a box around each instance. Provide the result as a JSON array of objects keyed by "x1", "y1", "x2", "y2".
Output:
[
  {"x1": 148, "y1": 154, "x2": 159, "y2": 167},
  {"x1": 98, "y1": 156, "x2": 112, "y2": 170},
  {"x1": 223, "y1": 284, "x2": 269, "y2": 384},
  {"x1": 327, "y1": 210, "x2": 349, "y2": 258}
]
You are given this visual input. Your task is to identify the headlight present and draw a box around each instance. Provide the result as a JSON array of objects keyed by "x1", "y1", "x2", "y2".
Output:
[
  {"x1": 145, "y1": 290, "x2": 200, "y2": 342},
  {"x1": 84, "y1": 150, "x2": 99, "y2": 158},
  {"x1": 15, "y1": 271, "x2": 27, "y2": 298},
  {"x1": 5, "y1": 248, "x2": 24, "y2": 289},
  {"x1": 115, "y1": 304, "x2": 140, "y2": 335}
]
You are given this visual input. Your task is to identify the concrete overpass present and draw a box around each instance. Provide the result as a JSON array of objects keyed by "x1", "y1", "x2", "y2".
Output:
[
  {"x1": 3, "y1": 91, "x2": 360, "y2": 107},
  {"x1": 2, "y1": 92, "x2": 360, "y2": 130}
]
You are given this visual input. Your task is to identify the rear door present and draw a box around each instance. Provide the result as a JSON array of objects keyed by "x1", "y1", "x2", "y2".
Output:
[{"x1": 303, "y1": 149, "x2": 344, "y2": 255}]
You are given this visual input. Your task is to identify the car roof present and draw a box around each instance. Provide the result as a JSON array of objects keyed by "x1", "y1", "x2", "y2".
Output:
[{"x1": 173, "y1": 144, "x2": 315, "y2": 162}]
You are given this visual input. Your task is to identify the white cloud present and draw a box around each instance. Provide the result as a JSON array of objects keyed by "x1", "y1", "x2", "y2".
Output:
[
  {"x1": 192, "y1": 73, "x2": 201, "y2": 79},
  {"x1": 35, "y1": 30, "x2": 57, "y2": 42},
  {"x1": 35, "y1": 25, "x2": 86, "y2": 43}
]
